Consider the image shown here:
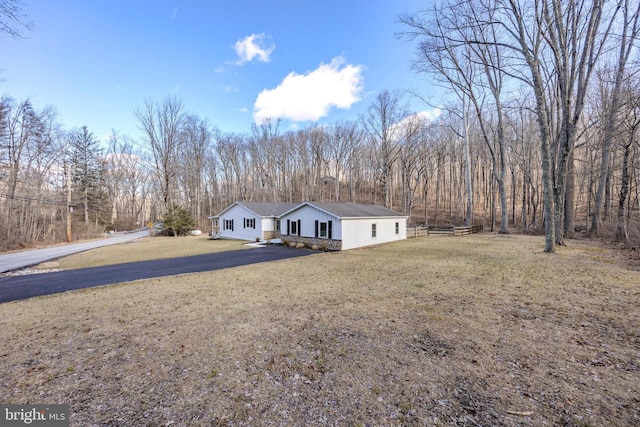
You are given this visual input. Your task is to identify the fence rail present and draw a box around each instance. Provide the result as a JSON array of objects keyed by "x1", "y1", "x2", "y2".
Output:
[{"x1": 407, "y1": 224, "x2": 484, "y2": 238}]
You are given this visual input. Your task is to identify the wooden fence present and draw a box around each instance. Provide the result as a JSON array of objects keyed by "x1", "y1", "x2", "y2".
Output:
[{"x1": 407, "y1": 224, "x2": 484, "y2": 238}]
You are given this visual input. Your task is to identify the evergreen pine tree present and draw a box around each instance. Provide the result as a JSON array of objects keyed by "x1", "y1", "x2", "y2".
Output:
[
  {"x1": 69, "y1": 126, "x2": 105, "y2": 237},
  {"x1": 162, "y1": 205, "x2": 196, "y2": 237}
]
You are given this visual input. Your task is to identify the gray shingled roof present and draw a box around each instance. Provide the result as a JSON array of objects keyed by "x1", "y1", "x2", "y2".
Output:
[
  {"x1": 212, "y1": 201, "x2": 405, "y2": 219},
  {"x1": 309, "y1": 202, "x2": 404, "y2": 218},
  {"x1": 237, "y1": 201, "x2": 298, "y2": 217}
]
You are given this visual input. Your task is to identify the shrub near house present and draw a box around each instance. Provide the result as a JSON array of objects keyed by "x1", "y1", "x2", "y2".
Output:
[{"x1": 161, "y1": 205, "x2": 196, "y2": 237}]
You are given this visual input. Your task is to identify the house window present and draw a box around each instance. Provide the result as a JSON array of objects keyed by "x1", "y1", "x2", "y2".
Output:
[
  {"x1": 315, "y1": 220, "x2": 332, "y2": 239},
  {"x1": 244, "y1": 218, "x2": 255, "y2": 229},
  {"x1": 276, "y1": 219, "x2": 281, "y2": 232},
  {"x1": 224, "y1": 219, "x2": 234, "y2": 231},
  {"x1": 287, "y1": 219, "x2": 301, "y2": 236},
  {"x1": 319, "y1": 222, "x2": 328, "y2": 238},
  {"x1": 372, "y1": 223, "x2": 377, "y2": 238},
  {"x1": 395, "y1": 222, "x2": 399, "y2": 234}
]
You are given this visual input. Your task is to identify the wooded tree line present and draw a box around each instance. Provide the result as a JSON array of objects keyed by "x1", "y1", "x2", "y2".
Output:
[
  {"x1": 400, "y1": 0, "x2": 640, "y2": 251},
  {"x1": 1, "y1": 0, "x2": 639, "y2": 251}
]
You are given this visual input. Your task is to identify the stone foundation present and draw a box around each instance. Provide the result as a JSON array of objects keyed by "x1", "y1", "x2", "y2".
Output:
[
  {"x1": 276, "y1": 233, "x2": 342, "y2": 251},
  {"x1": 263, "y1": 230, "x2": 278, "y2": 240}
]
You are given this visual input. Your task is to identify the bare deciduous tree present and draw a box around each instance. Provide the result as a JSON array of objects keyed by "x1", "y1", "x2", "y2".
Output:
[
  {"x1": 590, "y1": 0, "x2": 640, "y2": 236},
  {"x1": 0, "y1": 0, "x2": 33, "y2": 39},
  {"x1": 497, "y1": 0, "x2": 617, "y2": 251},
  {"x1": 326, "y1": 120, "x2": 361, "y2": 202},
  {"x1": 363, "y1": 90, "x2": 407, "y2": 209},
  {"x1": 397, "y1": 114, "x2": 428, "y2": 219},
  {"x1": 135, "y1": 96, "x2": 185, "y2": 212},
  {"x1": 180, "y1": 114, "x2": 213, "y2": 226},
  {"x1": 615, "y1": 82, "x2": 640, "y2": 241},
  {"x1": 400, "y1": 2, "x2": 490, "y2": 227},
  {"x1": 0, "y1": 96, "x2": 60, "y2": 249}
]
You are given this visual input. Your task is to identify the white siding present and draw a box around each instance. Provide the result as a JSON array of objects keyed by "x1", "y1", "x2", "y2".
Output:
[
  {"x1": 262, "y1": 217, "x2": 275, "y2": 233},
  {"x1": 217, "y1": 201, "x2": 407, "y2": 250},
  {"x1": 279, "y1": 205, "x2": 341, "y2": 239},
  {"x1": 218, "y1": 204, "x2": 262, "y2": 241},
  {"x1": 341, "y1": 217, "x2": 407, "y2": 250}
]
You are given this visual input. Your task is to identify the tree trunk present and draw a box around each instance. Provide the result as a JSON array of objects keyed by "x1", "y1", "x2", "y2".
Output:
[
  {"x1": 616, "y1": 143, "x2": 632, "y2": 242},
  {"x1": 604, "y1": 160, "x2": 612, "y2": 222},
  {"x1": 463, "y1": 105, "x2": 473, "y2": 226},
  {"x1": 564, "y1": 152, "x2": 576, "y2": 238},
  {"x1": 591, "y1": 0, "x2": 640, "y2": 235},
  {"x1": 541, "y1": 130, "x2": 556, "y2": 252}
]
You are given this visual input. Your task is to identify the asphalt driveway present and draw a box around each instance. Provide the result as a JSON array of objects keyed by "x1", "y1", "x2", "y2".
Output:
[{"x1": 0, "y1": 246, "x2": 313, "y2": 304}]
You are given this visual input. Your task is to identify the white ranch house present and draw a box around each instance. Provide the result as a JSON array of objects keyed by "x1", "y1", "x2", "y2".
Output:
[
  {"x1": 210, "y1": 201, "x2": 297, "y2": 242},
  {"x1": 210, "y1": 201, "x2": 407, "y2": 250}
]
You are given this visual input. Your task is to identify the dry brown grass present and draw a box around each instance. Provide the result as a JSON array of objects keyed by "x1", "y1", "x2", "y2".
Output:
[
  {"x1": 1, "y1": 234, "x2": 639, "y2": 426},
  {"x1": 35, "y1": 236, "x2": 249, "y2": 270}
]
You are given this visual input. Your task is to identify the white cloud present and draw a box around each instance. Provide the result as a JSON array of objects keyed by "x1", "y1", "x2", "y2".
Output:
[
  {"x1": 416, "y1": 108, "x2": 441, "y2": 122},
  {"x1": 253, "y1": 56, "x2": 364, "y2": 124},
  {"x1": 391, "y1": 109, "x2": 442, "y2": 139},
  {"x1": 234, "y1": 33, "x2": 274, "y2": 64}
]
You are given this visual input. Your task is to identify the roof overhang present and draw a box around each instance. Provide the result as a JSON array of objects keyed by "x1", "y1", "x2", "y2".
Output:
[
  {"x1": 341, "y1": 215, "x2": 409, "y2": 220},
  {"x1": 211, "y1": 201, "x2": 274, "y2": 219},
  {"x1": 278, "y1": 201, "x2": 341, "y2": 219}
]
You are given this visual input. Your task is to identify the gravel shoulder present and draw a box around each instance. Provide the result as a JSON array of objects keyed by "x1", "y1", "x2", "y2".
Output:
[{"x1": 0, "y1": 234, "x2": 638, "y2": 426}]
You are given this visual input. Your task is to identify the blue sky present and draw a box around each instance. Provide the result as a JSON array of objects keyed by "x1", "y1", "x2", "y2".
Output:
[{"x1": 2, "y1": 1, "x2": 435, "y2": 142}]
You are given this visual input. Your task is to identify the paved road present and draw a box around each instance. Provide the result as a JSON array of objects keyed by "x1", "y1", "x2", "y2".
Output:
[
  {"x1": 0, "y1": 229, "x2": 151, "y2": 273},
  {"x1": 0, "y1": 245, "x2": 312, "y2": 304}
]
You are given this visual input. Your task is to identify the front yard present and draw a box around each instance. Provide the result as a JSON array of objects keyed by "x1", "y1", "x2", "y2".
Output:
[{"x1": 1, "y1": 234, "x2": 638, "y2": 426}]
